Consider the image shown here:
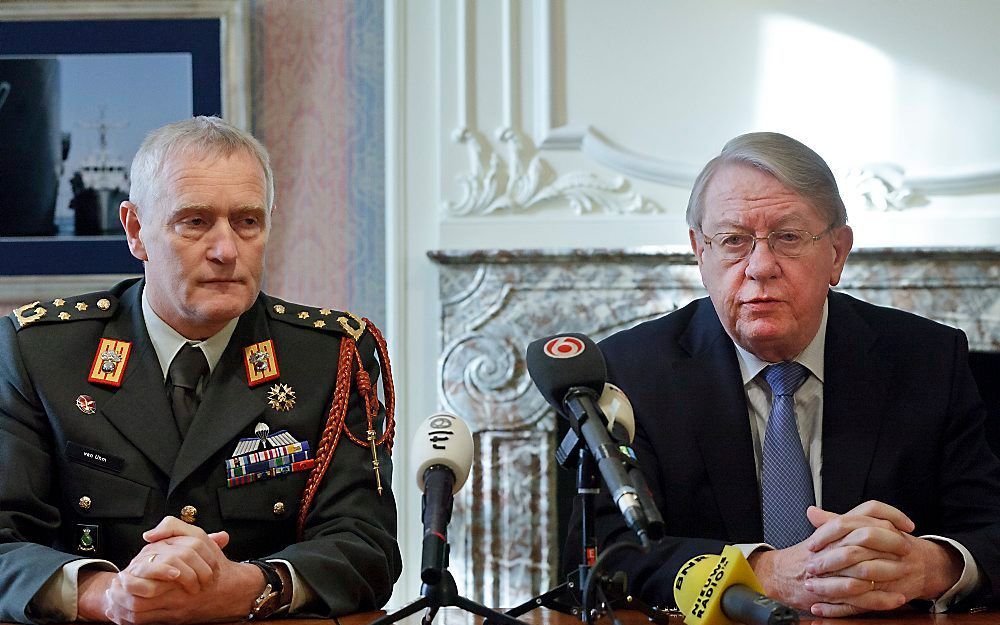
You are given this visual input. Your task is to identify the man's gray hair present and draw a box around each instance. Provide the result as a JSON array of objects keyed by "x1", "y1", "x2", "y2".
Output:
[
  {"x1": 686, "y1": 132, "x2": 847, "y2": 231},
  {"x1": 129, "y1": 116, "x2": 274, "y2": 213}
]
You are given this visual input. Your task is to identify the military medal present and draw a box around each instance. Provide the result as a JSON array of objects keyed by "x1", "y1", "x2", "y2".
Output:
[
  {"x1": 76, "y1": 395, "x2": 97, "y2": 414},
  {"x1": 267, "y1": 383, "x2": 296, "y2": 412},
  {"x1": 224, "y1": 423, "x2": 315, "y2": 488},
  {"x1": 243, "y1": 340, "x2": 280, "y2": 387},
  {"x1": 87, "y1": 339, "x2": 132, "y2": 387}
]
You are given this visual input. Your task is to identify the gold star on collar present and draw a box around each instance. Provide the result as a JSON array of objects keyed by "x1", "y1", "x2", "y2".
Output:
[
  {"x1": 58, "y1": 312, "x2": 71, "y2": 320},
  {"x1": 319, "y1": 308, "x2": 331, "y2": 316},
  {"x1": 313, "y1": 320, "x2": 326, "y2": 328},
  {"x1": 75, "y1": 302, "x2": 88, "y2": 312},
  {"x1": 53, "y1": 298, "x2": 66, "y2": 307},
  {"x1": 297, "y1": 311, "x2": 310, "y2": 320},
  {"x1": 267, "y1": 383, "x2": 296, "y2": 412}
]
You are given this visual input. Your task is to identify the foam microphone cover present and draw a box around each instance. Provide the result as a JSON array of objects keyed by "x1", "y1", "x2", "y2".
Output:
[
  {"x1": 599, "y1": 382, "x2": 635, "y2": 443},
  {"x1": 526, "y1": 333, "x2": 607, "y2": 411},
  {"x1": 674, "y1": 545, "x2": 786, "y2": 625},
  {"x1": 411, "y1": 412, "x2": 474, "y2": 493}
]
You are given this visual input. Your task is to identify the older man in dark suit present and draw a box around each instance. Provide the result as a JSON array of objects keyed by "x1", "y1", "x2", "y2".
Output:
[
  {"x1": 569, "y1": 132, "x2": 1000, "y2": 618},
  {"x1": 0, "y1": 117, "x2": 401, "y2": 624}
]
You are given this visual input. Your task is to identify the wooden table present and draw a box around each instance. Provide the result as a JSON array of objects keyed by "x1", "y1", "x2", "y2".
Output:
[{"x1": 331, "y1": 606, "x2": 999, "y2": 625}]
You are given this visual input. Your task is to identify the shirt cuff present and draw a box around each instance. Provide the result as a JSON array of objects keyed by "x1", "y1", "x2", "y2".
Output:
[
  {"x1": 735, "y1": 542, "x2": 774, "y2": 561},
  {"x1": 920, "y1": 535, "x2": 982, "y2": 613},
  {"x1": 267, "y1": 558, "x2": 317, "y2": 613},
  {"x1": 31, "y1": 559, "x2": 118, "y2": 622}
]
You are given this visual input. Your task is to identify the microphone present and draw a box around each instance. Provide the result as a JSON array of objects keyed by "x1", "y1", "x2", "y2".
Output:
[
  {"x1": 599, "y1": 384, "x2": 665, "y2": 542},
  {"x1": 526, "y1": 333, "x2": 657, "y2": 547},
  {"x1": 673, "y1": 545, "x2": 798, "y2": 625},
  {"x1": 410, "y1": 412, "x2": 474, "y2": 585}
]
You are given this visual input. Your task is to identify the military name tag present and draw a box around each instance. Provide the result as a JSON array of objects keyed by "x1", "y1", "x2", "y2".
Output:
[{"x1": 66, "y1": 441, "x2": 125, "y2": 473}]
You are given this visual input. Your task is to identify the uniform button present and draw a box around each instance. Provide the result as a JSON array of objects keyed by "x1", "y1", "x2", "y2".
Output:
[
  {"x1": 79, "y1": 496, "x2": 92, "y2": 510},
  {"x1": 273, "y1": 501, "x2": 286, "y2": 516},
  {"x1": 180, "y1": 505, "x2": 197, "y2": 523}
]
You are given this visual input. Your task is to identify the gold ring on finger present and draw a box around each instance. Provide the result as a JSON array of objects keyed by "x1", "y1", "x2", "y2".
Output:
[
  {"x1": 870, "y1": 579, "x2": 876, "y2": 592},
  {"x1": 148, "y1": 553, "x2": 158, "y2": 563}
]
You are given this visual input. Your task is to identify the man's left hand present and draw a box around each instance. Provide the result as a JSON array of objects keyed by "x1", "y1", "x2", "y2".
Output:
[{"x1": 803, "y1": 501, "x2": 964, "y2": 618}]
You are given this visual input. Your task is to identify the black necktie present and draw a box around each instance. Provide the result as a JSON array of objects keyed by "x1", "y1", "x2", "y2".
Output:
[{"x1": 167, "y1": 343, "x2": 209, "y2": 437}]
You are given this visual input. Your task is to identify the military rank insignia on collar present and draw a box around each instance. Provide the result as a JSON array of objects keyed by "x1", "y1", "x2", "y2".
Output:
[
  {"x1": 244, "y1": 340, "x2": 280, "y2": 387},
  {"x1": 87, "y1": 339, "x2": 132, "y2": 388},
  {"x1": 225, "y1": 422, "x2": 315, "y2": 488}
]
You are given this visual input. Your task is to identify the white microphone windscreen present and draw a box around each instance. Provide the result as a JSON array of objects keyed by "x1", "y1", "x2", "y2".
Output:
[
  {"x1": 599, "y1": 382, "x2": 635, "y2": 443},
  {"x1": 410, "y1": 412, "x2": 474, "y2": 493}
]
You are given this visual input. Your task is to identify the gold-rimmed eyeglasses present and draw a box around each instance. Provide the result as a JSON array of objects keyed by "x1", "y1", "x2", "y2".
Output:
[{"x1": 702, "y1": 225, "x2": 835, "y2": 260}]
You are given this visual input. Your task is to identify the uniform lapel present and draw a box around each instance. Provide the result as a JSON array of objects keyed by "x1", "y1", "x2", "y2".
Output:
[
  {"x1": 168, "y1": 299, "x2": 268, "y2": 494},
  {"x1": 821, "y1": 292, "x2": 888, "y2": 514},
  {"x1": 679, "y1": 300, "x2": 764, "y2": 540},
  {"x1": 98, "y1": 280, "x2": 182, "y2": 477}
]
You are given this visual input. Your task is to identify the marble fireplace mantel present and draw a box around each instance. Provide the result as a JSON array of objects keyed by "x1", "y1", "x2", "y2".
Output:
[{"x1": 429, "y1": 246, "x2": 1000, "y2": 607}]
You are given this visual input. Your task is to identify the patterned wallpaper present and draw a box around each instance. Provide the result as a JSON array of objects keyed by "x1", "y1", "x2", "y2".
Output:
[{"x1": 251, "y1": 0, "x2": 386, "y2": 325}]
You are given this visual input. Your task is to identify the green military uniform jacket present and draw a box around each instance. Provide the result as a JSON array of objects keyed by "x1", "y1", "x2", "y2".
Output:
[{"x1": 0, "y1": 278, "x2": 401, "y2": 623}]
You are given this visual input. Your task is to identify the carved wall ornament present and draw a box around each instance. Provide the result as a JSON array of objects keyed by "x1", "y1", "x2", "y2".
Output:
[
  {"x1": 841, "y1": 164, "x2": 921, "y2": 212},
  {"x1": 444, "y1": 126, "x2": 662, "y2": 217}
]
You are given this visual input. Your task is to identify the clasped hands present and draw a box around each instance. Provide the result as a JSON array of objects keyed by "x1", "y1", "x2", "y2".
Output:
[
  {"x1": 749, "y1": 500, "x2": 965, "y2": 618},
  {"x1": 78, "y1": 516, "x2": 263, "y2": 624}
]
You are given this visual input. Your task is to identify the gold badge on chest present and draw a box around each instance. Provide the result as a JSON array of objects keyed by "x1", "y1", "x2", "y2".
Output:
[
  {"x1": 87, "y1": 339, "x2": 132, "y2": 387},
  {"x1": 243, "y1": 339, "x2": 280, "y2": 387}
]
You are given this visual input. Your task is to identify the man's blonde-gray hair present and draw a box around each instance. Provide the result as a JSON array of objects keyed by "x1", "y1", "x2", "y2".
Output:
[
  {"x1": 129, "y1": 116, "x2": 274, "y2": 213},
  {"x1": 686, "y1": 132, "x2": 847, "y2": 231}
]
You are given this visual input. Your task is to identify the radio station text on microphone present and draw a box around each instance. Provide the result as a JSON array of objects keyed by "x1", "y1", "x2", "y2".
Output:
[{"x1": 410, "y1": 413, "x2": 474, "y2": 585}]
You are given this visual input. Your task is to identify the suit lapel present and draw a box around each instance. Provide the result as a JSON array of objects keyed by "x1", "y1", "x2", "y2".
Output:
[
  {"x1": 679, "y1": 300, "x2": 764, "y2": 540},
  {"x1": 821, "y1": 292, "x2": 888, "y2": 514},
  {"x1": 168, "y1": 299, "x2": 268, "y2": 494},
  {"x1": 98, "y1": 281, "x2": 182, "y2": 477}
]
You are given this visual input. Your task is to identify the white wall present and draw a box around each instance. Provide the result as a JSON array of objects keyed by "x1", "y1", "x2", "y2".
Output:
[{"x1": 386, "y1": 0, "x2": 1000, "y2": 604}]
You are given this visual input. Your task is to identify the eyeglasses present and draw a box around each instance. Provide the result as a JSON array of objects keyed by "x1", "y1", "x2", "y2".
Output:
[{"x1": 702, "y1": 225, "x2": 835, "y2": 260}]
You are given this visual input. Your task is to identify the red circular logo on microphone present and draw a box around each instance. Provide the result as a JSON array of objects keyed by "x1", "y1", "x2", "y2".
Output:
[{"x1": 543, "y1": 336, "x2": 585, "y2": 359}]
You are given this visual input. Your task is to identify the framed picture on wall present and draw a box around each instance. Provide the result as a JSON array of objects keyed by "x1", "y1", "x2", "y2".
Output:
[{"x1": 0, "y1": 0, "x2": 249, "y2": 281}]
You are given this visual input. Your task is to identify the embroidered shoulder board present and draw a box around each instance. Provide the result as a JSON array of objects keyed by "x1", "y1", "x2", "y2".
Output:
[
  {"x1": 9, "y1": 292, "x2": 119, "y2": 331},
  {"x1": 265, "y1": 296, "x2": 366, "y2": 342}
]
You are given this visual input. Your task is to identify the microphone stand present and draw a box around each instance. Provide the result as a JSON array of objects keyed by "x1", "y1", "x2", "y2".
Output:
[
  {"x1": 369, "y1": 549, "x2": 529, "y2": 625},
  {"x1": 501, "y1": 434, "x2": 668, "y2": 624}
]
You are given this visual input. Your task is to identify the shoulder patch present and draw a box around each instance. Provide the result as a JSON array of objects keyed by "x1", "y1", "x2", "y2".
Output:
[
  {"x1": 265, "y1": 297, "x2": 366, "y2": 341},
  {"x1": 10, "y1": 293, "x2": 118, "y2": 331}
]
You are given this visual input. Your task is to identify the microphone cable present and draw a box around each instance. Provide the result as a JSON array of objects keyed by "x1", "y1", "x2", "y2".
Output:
[{"x1": 581, "y1": 539, "x2": 648, "y2": 625}]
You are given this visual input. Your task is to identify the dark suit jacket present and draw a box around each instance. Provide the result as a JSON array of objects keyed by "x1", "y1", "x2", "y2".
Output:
[
  {"x1": 565, "y1": 291, "x2": 1000, "y2": 609},
  {"x1": 0, "y1": 278, "x2": 401, "y2": 623}
]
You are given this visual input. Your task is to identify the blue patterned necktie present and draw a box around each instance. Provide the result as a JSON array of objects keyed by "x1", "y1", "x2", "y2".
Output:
[{"x1": 761, "y1": 361, "x2": 814, "y2": 548}]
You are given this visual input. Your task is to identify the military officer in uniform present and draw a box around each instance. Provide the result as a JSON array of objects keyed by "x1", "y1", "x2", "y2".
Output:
[{"x1": 0, "y1": 116, "x2": 401, "y2": 624}]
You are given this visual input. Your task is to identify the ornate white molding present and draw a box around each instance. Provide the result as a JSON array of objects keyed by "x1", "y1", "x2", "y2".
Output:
[
  {"x1": 443, "y1": 126, "x2": 661, "y2": 216},
  {"x1": 443, "y1": 0, "x2": 659, "y2": 217}
]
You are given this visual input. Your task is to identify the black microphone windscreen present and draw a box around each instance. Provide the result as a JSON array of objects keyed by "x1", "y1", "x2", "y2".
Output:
[{"x1": 526, "y1": 333, "x2": 607, "y2": 411}]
